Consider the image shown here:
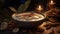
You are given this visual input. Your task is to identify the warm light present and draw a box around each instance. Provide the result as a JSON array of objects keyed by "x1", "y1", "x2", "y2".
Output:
[
  {"x1": 38, "y1": 22, "x2": 47, "y2": 30},
  {"x1": 36, "y1": 5, "x2": 43, "y2": 11},
  {"x1": 50, "y1": 0, "x2": 55, "y2": 5}
]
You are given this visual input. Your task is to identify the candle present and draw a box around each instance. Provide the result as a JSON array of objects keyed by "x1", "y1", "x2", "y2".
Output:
[
  {"x1": 36, "y1": 5, "x2": 43, "y2": 11},
  {"x1": 48, "y1": 0, "x2": 55, "y2": 9},
  {"x1": 35, "y1": 5, "x2": 43, "y2": 13},
  {"x1": 49, "y1": 0, "x2": 55, "y2": 5}
]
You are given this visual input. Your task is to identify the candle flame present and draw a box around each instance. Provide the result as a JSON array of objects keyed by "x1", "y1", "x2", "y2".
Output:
[
  {"x1": 37, "y1": 5, "x2": 43, "y2": 11},
  {"x1": 50, "y1": 0, "x2": 54, "y2": 5}
]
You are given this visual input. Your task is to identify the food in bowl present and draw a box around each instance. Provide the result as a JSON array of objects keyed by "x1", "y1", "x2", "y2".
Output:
[{"x1": 12, "y1": 12, "x2": 45, "y2": 22}]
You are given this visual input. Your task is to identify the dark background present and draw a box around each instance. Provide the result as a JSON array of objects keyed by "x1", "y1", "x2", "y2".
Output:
[
  {"x1": 27, "y1": 0, "x2": 60, "y2": 11},
  {"x1": 0, "y1": 0, "x2": 60, "y2": 10}
]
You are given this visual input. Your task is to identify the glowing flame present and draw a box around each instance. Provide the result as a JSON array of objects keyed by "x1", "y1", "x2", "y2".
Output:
[
  {"x1": 50, "y1": 0, "x2": 54, "y2": 5},
  {"x1": 37, "y1": 5, "x2": 43, "y2": 11}
]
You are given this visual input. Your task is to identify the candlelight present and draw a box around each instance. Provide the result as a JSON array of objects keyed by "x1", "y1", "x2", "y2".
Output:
[
  {"x1": 50, "y1": 0, "x2": 55, "y2": 5},
  {"x1": 38, "y1": 22, "x2": 47, "y2": 30},
  {"x1": 36, "y1": 5, "x2": 43, "y2": 11},
  {"x1": 48, "y1": 0, "x2": 55, "y2": 9}
]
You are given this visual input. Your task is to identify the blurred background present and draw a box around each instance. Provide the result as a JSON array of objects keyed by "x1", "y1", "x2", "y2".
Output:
[
  {"x1": 0, "y1": 0, "x2": 60, "y2": 17},
  {"x1": 0, "y1": 0, "x2": 60, "y2": 34}
]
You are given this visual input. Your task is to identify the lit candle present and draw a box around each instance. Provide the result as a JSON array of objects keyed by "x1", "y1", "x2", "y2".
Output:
[
  {"x1": 48, "y1": 0, "x2": 55, "y2": 9},
  {"x1": 36, "y1": 5, "x2": 43, "y2": 11},
  {"x1": 50, "y1": 0, "x2": 55, "y2": 5}
]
